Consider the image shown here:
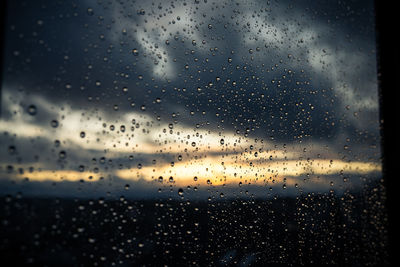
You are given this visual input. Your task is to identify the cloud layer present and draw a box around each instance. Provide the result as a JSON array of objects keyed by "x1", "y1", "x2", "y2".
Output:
[{"x1": 0, "y1": 0, "x2": 381, "y2": 198}]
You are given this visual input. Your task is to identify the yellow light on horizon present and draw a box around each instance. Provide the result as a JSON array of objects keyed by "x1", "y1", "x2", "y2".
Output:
[
  {"x1": 13, "y1": 170, "x2": 102, "y2": 182},
  {"x1": 116, "y1": 156, "x2": 382, "y2": 187}
]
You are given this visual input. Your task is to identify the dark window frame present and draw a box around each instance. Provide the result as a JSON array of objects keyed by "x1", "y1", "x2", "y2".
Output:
[{"x1": 375, "y1": 1, "x2": 399, "y2": 265}]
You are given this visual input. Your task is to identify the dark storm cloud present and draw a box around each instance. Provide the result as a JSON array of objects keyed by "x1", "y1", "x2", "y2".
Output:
[{"x1": 3, "y1": 0, "x2": 379, "y2": 144}]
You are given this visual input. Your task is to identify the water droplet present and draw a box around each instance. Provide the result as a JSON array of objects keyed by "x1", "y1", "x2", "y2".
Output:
[
  {"x1": 78, "y1": 165, "x2": 85, "y2": 172},
  {"x1": 178, "y1": 188, "x2": 184, "y2": 196},
  {"x1": 50, "y1": 120, "x2": 59, "y2": 128},
  {"x1": 80, "y1": 131, "x2": 86, "y2": 138},
  {"x1": 59, "y1": 151, "x2": 67, "y2": 159},
  {"x1": 220, "y1": 139, "x2": 224, "y2": 145},
  {"x1": 8, "y1": 146, "x2": 16, "y2": 156},
  {"x1": 132, "y1": 48, "x2": 139, "y2": 56},
  {"x1": 6, "y1": 165, "x2": 13, "y2": 173},
  {"x1": 87, "y1": 8, "x2": 94, "y2": 16},
  {"x1": 27, "y1": 105, "x2": 37, "y2": 115}
]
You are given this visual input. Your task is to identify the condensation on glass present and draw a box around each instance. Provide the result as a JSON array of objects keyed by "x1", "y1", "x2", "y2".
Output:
[{"x1": 0, "y1": 0, "x2": 388, "y2": 266}]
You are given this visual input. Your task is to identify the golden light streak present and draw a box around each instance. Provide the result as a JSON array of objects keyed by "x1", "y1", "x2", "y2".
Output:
[
  {"x1": 116, "y1": 157, "x2": 381, "y2": 187},
  {"x1": 13, "y1": 170, "x2": 102, "y2": 182},
  {"x1": 3, "y1": 157, "x2": 380, "y2": 189}
]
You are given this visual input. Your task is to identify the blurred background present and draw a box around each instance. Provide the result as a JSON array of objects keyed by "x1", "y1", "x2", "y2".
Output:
[{"x1": 0, "y1": 0, "x2": 389, "y2": 265}]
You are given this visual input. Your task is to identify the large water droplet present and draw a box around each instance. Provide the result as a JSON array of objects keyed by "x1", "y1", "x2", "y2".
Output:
[
  {"x1": 50, "y1": 120, "x2": 59, "y2": 128},
  {"x1": 178, "y1": 188, "x2": 184, "y2": 196},
  {"x1": 27, "y1": 105, "x2": 37, "y2": 115},
  {"x1": 59, "y1": 151, "x2": 67, "y2": 159}
]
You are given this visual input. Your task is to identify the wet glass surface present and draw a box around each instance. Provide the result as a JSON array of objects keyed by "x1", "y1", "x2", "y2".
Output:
[{"x1": 0, "y1": 0, "x2": 388, "y2": 265}]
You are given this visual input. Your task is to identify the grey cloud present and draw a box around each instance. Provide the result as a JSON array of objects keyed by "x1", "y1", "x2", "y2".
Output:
[{"x1": 3, "y1": 0, "x2": 379, "y2": 143}]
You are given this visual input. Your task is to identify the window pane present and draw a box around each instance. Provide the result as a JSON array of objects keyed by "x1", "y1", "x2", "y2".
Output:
[{"x1": 0, "y1": 0, "x2": 387, "y2": 265}]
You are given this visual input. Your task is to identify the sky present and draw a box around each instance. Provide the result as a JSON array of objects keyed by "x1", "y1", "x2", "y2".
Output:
[{"x1": 0, "y1": 0, "x2": 382, "y2": 199}]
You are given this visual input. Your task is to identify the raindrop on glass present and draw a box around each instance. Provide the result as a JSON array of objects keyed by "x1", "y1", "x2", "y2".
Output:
[{"x1": 27, "y1": 105, "x2": 37, "y2": 116}]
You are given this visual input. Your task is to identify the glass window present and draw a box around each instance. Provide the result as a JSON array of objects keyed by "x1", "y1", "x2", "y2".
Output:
[{"x1": 0, "y1": 0, "x2": 388, "y2": 265}]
